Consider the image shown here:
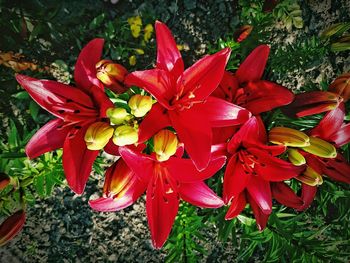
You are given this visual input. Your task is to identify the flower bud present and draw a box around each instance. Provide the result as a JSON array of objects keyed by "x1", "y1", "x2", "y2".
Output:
[
  {"x1": 84, "y1": 122, "x2": 114, "y2": 150},
  {"x1": 302, "y1": 136, "x2": 337, "y2": 158},
  {"x1": 0, "y1": 173, "x2": 10, "y2": 191},
  {"x1": 96, "y1": 60, "x2": 128, "y2": 93},
  {"x1": 144, "y1": 24, "x2": 154, "y2": 42},
  {"x1": 107, "y1": 107, "x2": 132, "y2": 125},
  {"x1": 103, "y1": 159, "x2": 134, "y2": 197},
  {"x1": 153, "y1": 130, "x2": 178, "y2": 162},
  {"x1": 112, "y1": 125, "x2": 138, "y2": 146},
  {"x1": 296, "y1": 166, "x2": 323, "y2": 186},
  {"x1": 0, "y1": 210, "x2": 26, "y2": 246},
  {"x1": 269, "y1": 127, "x2": 310, "y2": 147},
  {"x1": 287, "y1": 149, "x2": 306, "y2": 166},
  {"x1": 128, "y1": 94, "x2": 152, "y2": 117},
  {"x1": 234, "y1": 25, "x2": 253, "y2": 42},
  {"x1": 329, "y1": 72, "x2": 350, "y2": 102},
  {"x1": 129, "y1": 55, "x2": 136, "y2": 66}
]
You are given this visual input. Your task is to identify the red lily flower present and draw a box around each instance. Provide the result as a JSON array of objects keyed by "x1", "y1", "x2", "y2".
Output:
[
  {"x1": 115, "y1": 139, "x2": 226, "y2": 248},
  {"x1": 214, "y1": 45, "x2": 294, "y2": 116},
  {"x1": 306, "y1": 103, "x2": 350, "y2": 183},
  {"x1": 16, "y1": 39, "x2": 113, "y2": 194},
  {"x1": 223, "y1": 116, "x2": 305, "y2": 221},
  {"x1": 125, "y1": 21, "x2": 250, "y2": 171}
]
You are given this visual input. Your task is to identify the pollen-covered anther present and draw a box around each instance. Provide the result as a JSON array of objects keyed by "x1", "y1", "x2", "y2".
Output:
[
  {"x1": 128, "y1": 94, "x2": 152, "y2": 118},
  {"x1": 112, "y1": 125, "x2": 138, "y2": 146},
  {"x1": 153, "y1": 130, "x2": 178, "y2": 162},
  {"x1": 301, "y1": 136, "x2": 337, "y2": 158},
  {"x1": 107, "y1": 107, "x2": 132, "y2": 125},
  {"x1": 269, "y1": 127, "x2": 310, "y2": 147},
  {"x1": 84, "y1": 122, "x2": 114, "y2": 150}
]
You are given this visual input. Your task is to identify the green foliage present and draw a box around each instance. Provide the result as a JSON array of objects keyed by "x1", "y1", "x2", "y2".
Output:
[
  {"x1": 269, "y1": 36, "x2": 328, "y2": 78},
  {"x1": 164, "y1": 203, "x2": 206, "y2": 263},
  {"x1": 273, "y1": 1, "x2": 303, "y2": 30}
]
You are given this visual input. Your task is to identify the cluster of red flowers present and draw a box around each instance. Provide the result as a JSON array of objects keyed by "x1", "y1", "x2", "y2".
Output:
[{"x1": 15, "y1": 21, "x2": 350, "y2": 249}]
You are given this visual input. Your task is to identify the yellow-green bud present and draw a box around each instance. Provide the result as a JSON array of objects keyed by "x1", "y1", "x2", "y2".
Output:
[
  {"x1": 84, "y1": 122, "x2": 114, "y2": 150},
  {"x1": 112, "y1": 125, "x2": 138, "y2": 146},
  {"x1": 107, "y1": 108, "x2": 132, "y2": 125},
  {"x1": 128, "y1": 94, "x2": 152, "y2": 117},
  {"x1": 153, "y1": 130, "x2": 178, "y2": 162}
]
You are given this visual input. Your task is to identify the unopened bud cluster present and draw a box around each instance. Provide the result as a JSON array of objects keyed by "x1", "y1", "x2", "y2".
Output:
[
  {"x1": 269, "y1": 127, "x2": 337, "y2": 186},
  {"x1": 84, "y1": 94, "x2": 153, "y2": 149}
]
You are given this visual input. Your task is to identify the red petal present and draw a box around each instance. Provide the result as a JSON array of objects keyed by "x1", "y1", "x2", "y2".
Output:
[
  {"x1": 212, "y1": 71, "x2": 238, "y2": 102},
  {"x1": 169, "y1": 108, "x2": 212, "y2": 171},
  {"x1": 25, "y1": 119, "x2": 70, "y2": 159},
  {"x1": 118, "y1": 146, "x2": 154, "y2": 183},
  {"x1": 125, "y1": 69, "x2": 174, "y2": 109},
  {"x1": 179, "y1": 181, "x2": 224, "y2": 208},
  {"x1": 16, "y1": 74, "x2": 95, "y2": 118},
  {"x1": 212, "y1": 126, "x2": 237, "y2": 144},
  {"x1": 89, "y1": 178, "x2": 146, "y2": 212},
  {"x1": 104, "y1": 139, "x2": 119, "y2": 155},
  {"x1": 271, "y1": 182, "x2": 303, "y2": 209},
  {"x1": 236, "y1": 45, "x2": 270, "y2": 84},
  {"x1": 146, "y1": 174, "x2": 179, "y2": 249},
  {"x1": 138, "y1": 103, "x2": 171, "y2": 143},
  {"x1": 74, "y1": 38, "x2": 104, "y2": 91},
  {"x1": 246, "y1": 176, "x2": 272, "y2": 214},
  {"x1": 155, "y1": 21, "x2": 184, "y2": 79},
  {"x1": 247, "y1": 193, "x2": 270, "y2": 231},
  {"x1": 320, "y1": 154, "x2": 350, "y2": 184},
  {"x1": 62, "y1": 126, "x2": 99, "y2": 194},
  {"x1": 196, "y1": 97, "x2": 251, "y2": 127},
  {"x1": 223, "y1": 155, "x2": 251, "y2": 203},
  {"x1": 281, "y1": 91, "x2": 342, "y2": 118},
  {"x1": 310, "y1": 103, "x2": 345, "y2": 141},
  {"x1": 177, "y1": 48, "x2": 231, "y2": 101},
  {"x1": 249, "y1": 148, "x2": 304, "y2": 181},
  {"x1": 238, "y1": 81, "x2": 294, "y2": 115},
  {"x1": 225, "y1": 192, "x2": 247, "y2": 220},
  {"x1": 165, "y1": 156, "x2": 226, "y2": 183},
  {"x1": 227, "y1": 117, "x2": 264, "y2": 154},
  {"x1": 89, "y1": 196, "x2": 132, "y2": 212},
  {"x1": 330, "y1": 123, "x2": 350, "y2": 147},
  {"x1": 89, "y1": 86, "x2": 114, "y2": 118},
  {"x1": 298, "y1": 184, "x2": 317, "y2": 211}
]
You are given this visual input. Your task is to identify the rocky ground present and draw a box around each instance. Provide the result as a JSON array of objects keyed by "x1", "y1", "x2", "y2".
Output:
[{"x1": 1, "y1": 0, "x2": 350, "y2": 262}]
